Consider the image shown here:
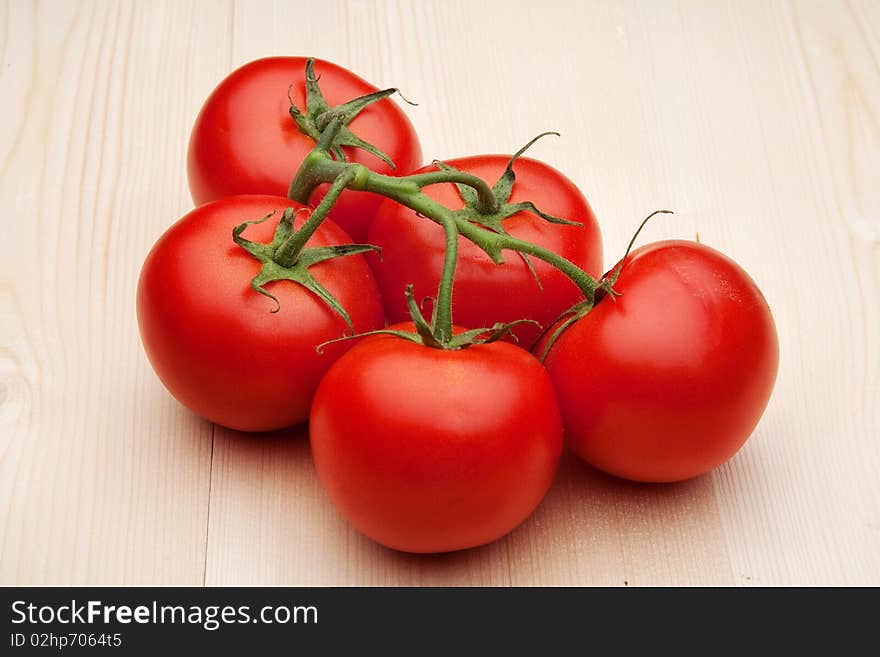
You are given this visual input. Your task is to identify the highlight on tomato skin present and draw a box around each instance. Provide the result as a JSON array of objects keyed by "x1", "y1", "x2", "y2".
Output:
[
  {"x1": 136, "y1": 194, "x2": 385, "y2": 432},
  {"x1": 187, "y1": 56, "x2": 423, "y2": 242},
  {"x1": 542, "y1": 240, "x2": 780, "y2": 483},
  {"x1": 309, "y1": 324, "x2": 564, "y2": 554}
]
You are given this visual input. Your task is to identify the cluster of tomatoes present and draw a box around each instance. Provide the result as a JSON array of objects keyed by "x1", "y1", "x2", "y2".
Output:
[{"x1": 137, "y1": 58, "x2": 779, "y2": 554}]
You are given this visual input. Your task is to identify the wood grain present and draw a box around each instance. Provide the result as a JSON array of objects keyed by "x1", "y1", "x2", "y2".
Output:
[
  {"x1": 0, "y1": 0, "x2": 224, "y2": 584},
  {"x1": 1, "y1": 0, "x2": 877, "y2": 586}
]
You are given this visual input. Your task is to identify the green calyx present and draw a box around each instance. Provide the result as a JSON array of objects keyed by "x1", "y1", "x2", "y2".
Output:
[
  {"x1": 317, "y1": 285, "x2": 540, "y2": 354},
  {"x1": 535, "y1": 299, "x2": 593, "y2": 362},
  {"x1": 399, "y1": 284, "x2": 540, "y2": 349},
  {"x1": 440, "y1": 132, "x2": 580, "y2": 232},
  {"x1": 537, "y1": 209, "x2": 674, "y2": 361},
  {"x1": 434, "y1": 132, "x2": 580, "y2": 287},
  {"x1": 233, "y1": 207, "x2": 379, "y2": 331},
  {"x1": 288, "y1": 58, "x2": 406, "y2": 168}
]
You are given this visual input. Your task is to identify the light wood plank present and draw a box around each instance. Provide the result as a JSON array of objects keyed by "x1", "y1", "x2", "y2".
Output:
[{"x1": 0, "y1": 0, "x2": 233, "y2": 584}]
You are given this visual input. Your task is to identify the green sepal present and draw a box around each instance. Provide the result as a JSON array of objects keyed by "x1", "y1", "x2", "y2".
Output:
[
  {"x1": 433, "y1": 134, "x2": 583, "y2": 290},
  {"x1": 535, "y1": 300, "x2": 593, "y2": 363},
  {"x1": 403, "y1": 284, "x2": 445, "y2": 347},
  {"x1": 327, "y1": 87, "x2": 399, "y2": 122},
  {"x1": 316, "y1": 291, "x2": 542, "y2": 353},
  {"x1": 491, "y1": 131, "x2": 560, "y2": 202},
  {"x1": 232, "y1": 208, "x2": 381, "y2": 331},
  {"x1": 504, "y1": 201, "x2": 581, "y2": 226},
  {"x1": 445, "y1": 319, "x2": 542, "y2": 349},
  {"x1": 304, "y1": 59, "x2": 331, "y2": 114},
  {"x1": 288, "y1": 58, "x2": 399, "y2": 168},
  {"x1": 315, "y1": 328, "x2": 425, "y2": 355},
  {"x1": 439, "y1": 132, "x2": 580, "y2": 229}
]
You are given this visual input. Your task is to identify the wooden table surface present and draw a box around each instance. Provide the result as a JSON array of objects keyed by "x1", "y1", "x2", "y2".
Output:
[{"x1": 2, "y1": 0, "x2": 878, "y2": 586}]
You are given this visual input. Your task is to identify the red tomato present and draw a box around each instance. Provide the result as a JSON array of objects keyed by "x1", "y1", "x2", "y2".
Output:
[
  {"x1": 310, "y1": 326, "x2": 563, "y2": 553},
  {"x1": 366, "y1": 156, "x2": 602, "y2": 346},
  {"x1": 187, "y1": 57, "x2": 422, "y2": 242},
  {"x1": 137, "y1": 195, "x2": 384, "y2": 431},
  {"x1": 543, "y1": 240, "x2": 779, "y2": 482}
]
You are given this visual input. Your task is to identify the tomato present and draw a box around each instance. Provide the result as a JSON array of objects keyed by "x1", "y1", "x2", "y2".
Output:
[
  {"x1": 309, "y1": 326, "x2": 563, "y2": 553},
  {"x1": 366, "y1": 156, "x2": 602, "y2": 346},
  {"x1": 542, "y1": 240, "x2": 779, "y2": 482},
  {"x1": 137, "y1": 195, "x2": 384, "y2": 431},
  {"x1": 187, "y1": 57, "x2": 423, "y2": 242}
]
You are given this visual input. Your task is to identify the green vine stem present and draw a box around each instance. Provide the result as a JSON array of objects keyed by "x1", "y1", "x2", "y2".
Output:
[
  {"x1": 433, "y1": 209, "x2": 459, "y2": 342},
  {"x1": 287, "y1": 150, "x2": 601, "y2": 347},
  {"x1": 289, "y1": 150, "x2": 501, "y2": 216},
  {"x1": 405, "y1": 170, "x2": 500, "y2": 215},
  {"x1": 237, "y1": 59, "x2": 606, "y2": 349},
  {"x1": 276, "y1": 167, "x2": 358, "y2": 266},
  {"x1": 288, "y1": 152, "x2": 598, "y2": 300}
]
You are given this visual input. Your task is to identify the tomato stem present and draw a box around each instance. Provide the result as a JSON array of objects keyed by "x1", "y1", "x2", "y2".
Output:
[
  {"x1": 285, "y1": 147, "x2": 601, "y2": 346},
  {"x1": 594, "y1": 209, "x2": 674, "y2": 301},
  {"x1": 276, "y1": 168, "x2": 357, "y2": 267},
  {"x1": 456, "y1": 221, "x2": 598, "y2": 299},
  {"x1": 407, "y1": 170, "x2": 499, "y2": 215},
  {"x1": 288, "y1": 151, "x2": 499, "y2": 215},
  {"x1": 278, "y1": 59, "x2": 604, "y2": 347},
  {"x1": 434, "y1": 211, "x2": 458, "y2": 342}
]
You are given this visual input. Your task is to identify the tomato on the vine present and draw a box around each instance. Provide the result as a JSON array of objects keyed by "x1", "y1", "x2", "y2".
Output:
[
  {"x1": 542, "y1": 240, "x2": 779, "y2": 482},
  {"x1": 187, "y1": 57, "x2": 423, "y2": 242},
  {"x1": 366, "y1": 155, "x2": 602, "y2": 345},
  {"x1": 137, "y1": 195, "x2": 384, "y2": 432},
  {"x1": 310, "y1": 325, "x2": 563, "y2": 553}
]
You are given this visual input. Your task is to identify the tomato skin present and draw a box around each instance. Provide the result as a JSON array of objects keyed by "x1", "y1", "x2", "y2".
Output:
[
  {"x1": 187, "y1": 57, "x2": 423, "y2": 242},
  {"x1": 310, "y1": 326, "x2": 563, "y2": 553},
  {"x1": 366, "y1": 156, "x2": 602, "y2": 346},
  {"x1": 543, "y1": 240, "x2": 779, "y2": 482},
  {"x1": 136, "y1": 195, "x2": 384, "y2": 432}
]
